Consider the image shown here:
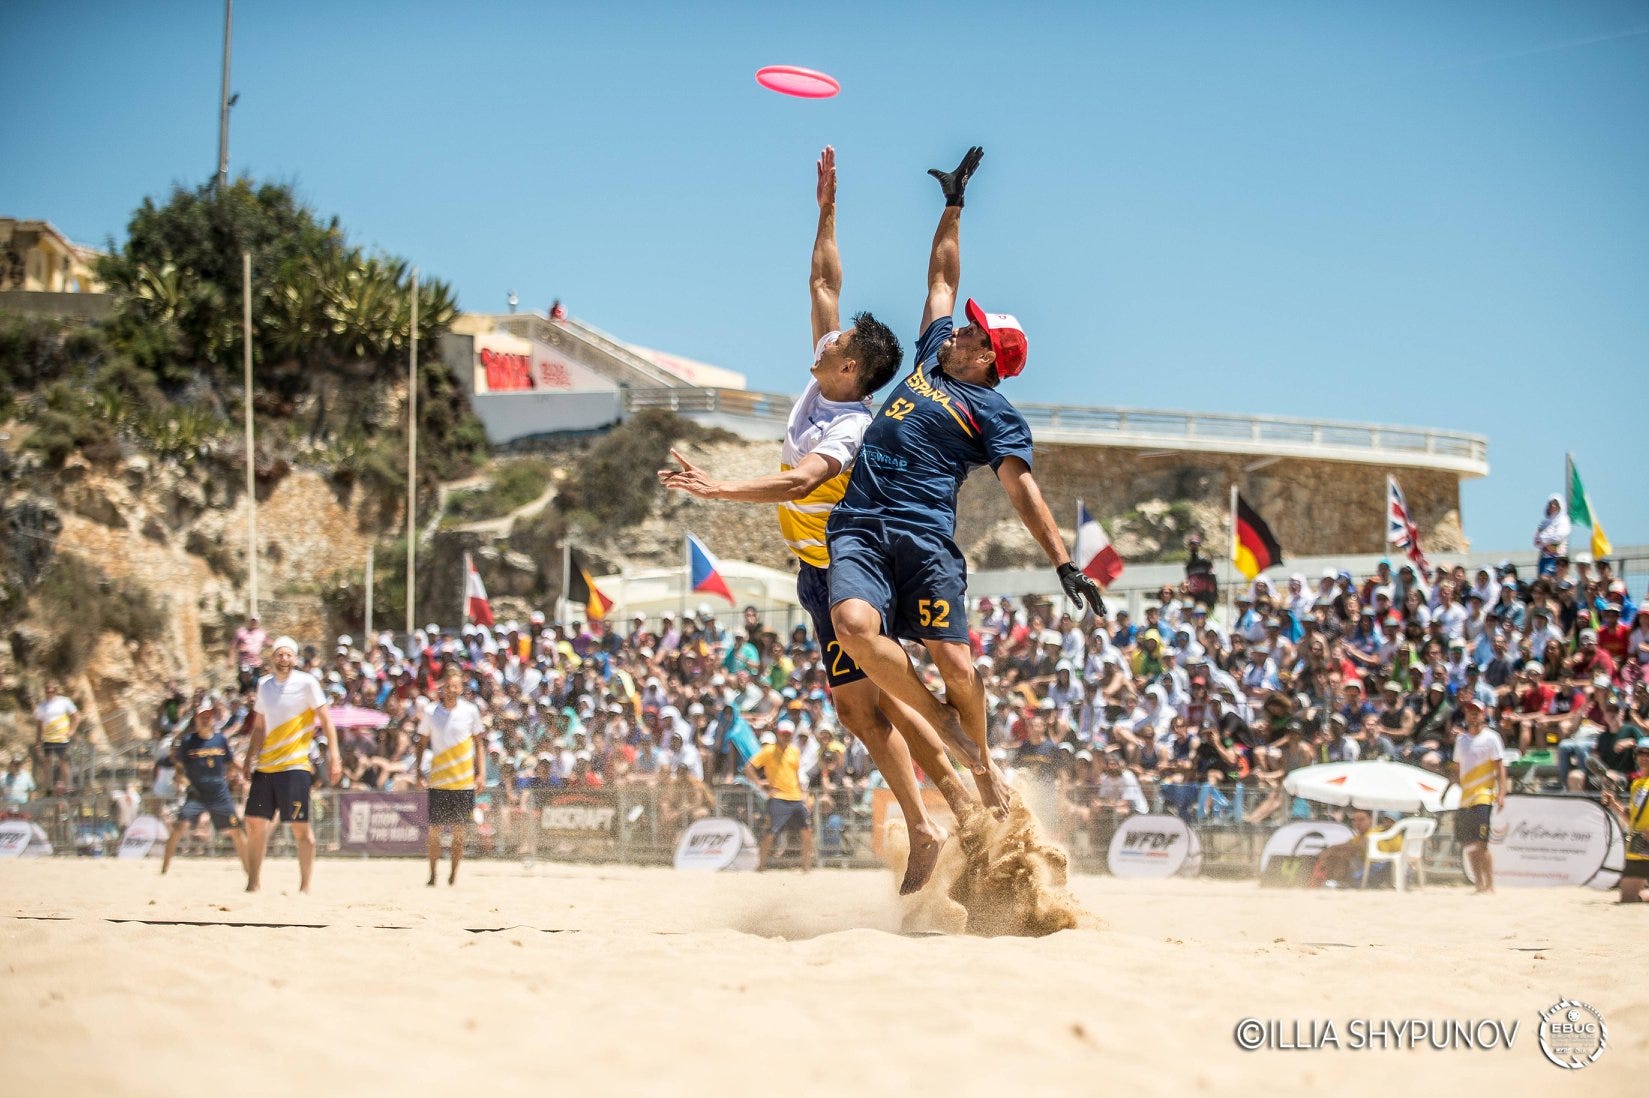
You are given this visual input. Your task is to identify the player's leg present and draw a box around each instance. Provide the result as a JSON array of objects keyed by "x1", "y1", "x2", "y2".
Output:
[
  {"x1": 798, "y1": 805, "x2": 814, "y2": 872},
  {"x1": 426, "y1": 826, "x2": 441, "y2": 886},
  {"x1": 834, "y1": 683, "x2": 944, "y2": 893},
  {"x1": 225, "y1": 821, "x2": 249, "y2": 874},
  {"x1": 243, "y1": 772, "x2": 275, "y2": 892},
  {"x1": 161, "y1": 806, "x2": 197, "y2": 875},
  {"x1": 449, "y1": 824, "x2": 466, "y2": 885},
  {"x1": 920, "y1": 637, "x2": 1010, "y2": 809},
  {"x1": 283, "y1": 772, "x2": 316, "y2": 892},
  {"x1": 292, "y1": 821, "x2": 317, "y2": 892}
]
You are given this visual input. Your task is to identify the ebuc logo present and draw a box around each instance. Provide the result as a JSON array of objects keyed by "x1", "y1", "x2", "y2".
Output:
[{"x1": 1537, "y1": 999, "x2": 1607, "y2": 1070}]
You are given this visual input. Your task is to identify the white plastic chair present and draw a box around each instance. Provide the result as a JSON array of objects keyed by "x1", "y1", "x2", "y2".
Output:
[{"x1": 1362, "y1": 817, "x2": 1436, "y2": 891}]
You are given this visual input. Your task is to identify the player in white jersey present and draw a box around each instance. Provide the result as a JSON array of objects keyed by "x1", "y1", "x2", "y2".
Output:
[
  {"x1": 413, "y1": 666, "x2": 486, "y2": 886},
  {"x1": 1449, "y1": 696, "x2": 1506, "y2": 893},
  {"x1": 661, "y1": 146, "x2": 975, "y2": 894},
  {"x1": 33, "y1": 680, "x2": 79, "y2": 794},
  {"x1": 240, "y1": 636, "x2": 341, "y2": 893}
]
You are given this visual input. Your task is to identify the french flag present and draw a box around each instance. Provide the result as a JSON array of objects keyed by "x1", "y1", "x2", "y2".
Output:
[
  {"x1": 687, "y1": 532, "x2": 735, "y2": 603},
  {"x1": 1075, "y1": 501, "x2": 1124, "y2": 587}
]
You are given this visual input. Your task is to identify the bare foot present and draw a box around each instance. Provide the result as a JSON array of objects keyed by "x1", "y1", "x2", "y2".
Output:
[
  {"x1": 244, "y1": 883, "x2": 259, "y2": 893},
  {"x1": 447, "y1": 873, "x2": 457, "y2": 886},
  {"x1": 899, "y1": 825, "x2": 947, "y2": 895},
  {"x1": 427, "y1": 874, "x2": 437, "y2": 887},
  {"x1": 971, "y1": 764, "x2": 1012, "y2": 817}
]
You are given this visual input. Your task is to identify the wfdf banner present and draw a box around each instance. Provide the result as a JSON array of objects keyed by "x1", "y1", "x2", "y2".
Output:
[{"x1": 341, "y1": 792, "x2": 427, "y2": 855}]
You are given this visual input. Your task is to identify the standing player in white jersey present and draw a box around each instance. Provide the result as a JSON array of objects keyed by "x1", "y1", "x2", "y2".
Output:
[
  {"x1": 240, "y1": 636, "x2": 341, "y2": 893},
  {"x1": 412, "y1": 666, "x2": 486, "y2": 886},
  {"x1": 1450, "y1": 696, "x2": 1507, "y2": 893},
  {"x1": 660, "y1": 146, "x2": 974, "y2": 893},
  {"x1": 33, "y1": 680, "x2": 79, "y2": 794}
]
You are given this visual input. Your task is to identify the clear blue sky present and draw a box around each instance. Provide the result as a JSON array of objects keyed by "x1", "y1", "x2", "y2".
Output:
[{"x1": 4, "y1": 1, "x2": 1645, "y2": 552}]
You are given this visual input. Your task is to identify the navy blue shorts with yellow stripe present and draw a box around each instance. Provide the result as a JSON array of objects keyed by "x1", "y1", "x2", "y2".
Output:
[
  {"x1": 246, "y1": 769, "x2": 312, "y2": 823},
  {"x1": 796, "y1": 562, "x2": 868, "y2": 688},
  {"x1": 180, "y1": 784, "x2": 243, "y2": 831},
  {"x1": 826, "y1": 515, "x2": 970, "y2": 644}
]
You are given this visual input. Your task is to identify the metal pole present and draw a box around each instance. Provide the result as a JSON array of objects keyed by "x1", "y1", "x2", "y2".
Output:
[
  {"x1": 363, "y1": 548, "x2": 374, "y2": 646},
  {"x1": 216, "y1": 0, "x2": 233, "y2": 192},
  {"x1": 242, "y1": 250, "x2": 257, "y2": 617},
  {"x1": 406, "y1": 269, "x2": 419, "y2": 637}
]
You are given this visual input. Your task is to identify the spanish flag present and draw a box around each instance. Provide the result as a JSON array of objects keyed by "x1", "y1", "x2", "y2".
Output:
[
  {"x1": 1233, "y1": 492, "x2": 1283, "y2": 581},
  {"x1": 567, "y1": 547, "x2": 614, "y2": 620}
]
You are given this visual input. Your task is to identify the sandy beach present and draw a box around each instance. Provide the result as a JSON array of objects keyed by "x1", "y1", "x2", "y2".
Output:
[{"x1": 0, "y1": 857, "x2": 1639, "y2": 1097}]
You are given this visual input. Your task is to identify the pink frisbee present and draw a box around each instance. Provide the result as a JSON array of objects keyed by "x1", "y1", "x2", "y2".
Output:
[{"x1": 755, "y1": 65, "x2": 840, "y2": 99}]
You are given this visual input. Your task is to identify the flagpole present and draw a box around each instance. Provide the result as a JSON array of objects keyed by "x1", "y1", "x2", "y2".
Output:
[
  {"x1": 680, "y1": 532, "x2": 690, "y2": 627},
  {"x1": 1383, "y1": 475, "x2": 1393, "y2": 560},
  {"x1": 1073, "y1": 498, "x2": 1082, "y2": 618},
  {"x1": 1227, "y1": 482, "x2": 1239, "y2": 629},
  {"x1": 363, "y1": 548, "x2": 373, "y2": 644},
  {"x1": 462, "y1": 551, "x2": 471, "y2": 628},
  {"x1": 242, "y1": 250, "x2": 257, "y2": 619},
  {"x1": 561, "y1": 542, "x2": 571, "y2": 630},
  {"x1": 405, "y1": 268, "x2": 419, "y2": 638}
]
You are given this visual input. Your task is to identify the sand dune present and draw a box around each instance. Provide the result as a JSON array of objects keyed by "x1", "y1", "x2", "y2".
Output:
[{"x1": 0, "y1": 858, "x2": 1639, "y2": 1097}]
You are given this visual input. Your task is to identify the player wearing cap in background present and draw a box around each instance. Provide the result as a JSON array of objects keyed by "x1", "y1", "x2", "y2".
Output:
[
  {"x1": 240, "y1": 636, "x2": 341, "y2": 893},
  {"x1": 412, "y1": 666, "x2": 486, "y2": 886},
  {"x1": 33, "y1": 680, "x2": 79, "y2": 794},
  {"x1": 162, "y1": 695, "x2": 248, "y2": 875},
  {"x1": 1449, "y1": 696, "x2": 1507, "y2": 894},
  {"x1": 660, "y1": 146, "x2": 970, "y2": 894},
  {"x1": 1601, "y1": 738, "x2": 1649, "y2": 903},
  {"x1": 827, "y1": 146, "x2": 1106, "y2": 813},
  {"x1": 744, "y1": 721, "x2": 812, "y2": 872}
]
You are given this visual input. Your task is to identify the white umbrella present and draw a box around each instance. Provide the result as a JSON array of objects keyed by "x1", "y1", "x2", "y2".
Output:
[{"x1": 1283, "y1": 760, "x2": 1461, "y2": 813}]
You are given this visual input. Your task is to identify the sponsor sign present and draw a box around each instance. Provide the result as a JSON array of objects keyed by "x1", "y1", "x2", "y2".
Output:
[
  {"x1": 1464, "y1": 794, "x2": 1614, "y2": 888},
  {"x1": 673, "y1": 817, "x2": 759, "y2": 872},
  {"x1": 340, "y1": 792, "x2": 427, "y2": 855},
  {"x1": 1106, "y1": 814, "x2": 1201, "y2": 878},
  {"x1": 117, "y1": 814, "x2": 168, "y2": 859},
  {"x1": 471, "y1": 332, "x2": 611, "y2": 394},
  {"x1": 0, "y1": 820, "x2": 51, "y2": 858},
  {"x1": 541, "y1": 789, "x2": 619, "y2": 835},
  {"x1": 1259, "y1": 821, "x2": 1354, "y2": 873}
]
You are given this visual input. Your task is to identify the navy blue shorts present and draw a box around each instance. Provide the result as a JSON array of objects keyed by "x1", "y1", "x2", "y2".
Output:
[
  {"x1": 826, "y1": 515, "x2": 970, "y2": 643},
  {"x1": 180, "y1": 784, "x2": 242, "y2": 831},
  {"x1": 1454, "y1": 803, "x2": 1492, "y2": 846},
  {"x1": 428, "y1": 788, "x2": 474, "y2": 828},
  {"x1": 767, "y1": 797, "x2": 810, "y2": 836},
  {"x1": 796, "y1": 563, "x2": 868, "y2": 688},
  {"x1": 246, "y1": 769, "x2": 312, "y2": 823},
  {"x1": 40, "y1": 742, "x2": 68, "y2": 758}
]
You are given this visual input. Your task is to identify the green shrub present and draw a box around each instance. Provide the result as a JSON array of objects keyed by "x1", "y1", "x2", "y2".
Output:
[{"x1": 443, "y1": 458, "x2": 552, "y2": 525}]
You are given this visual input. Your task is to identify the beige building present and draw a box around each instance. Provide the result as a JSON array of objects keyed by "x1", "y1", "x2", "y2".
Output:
[{"x1": 0, "y1": 217, "x2": 104, "y2": 293}]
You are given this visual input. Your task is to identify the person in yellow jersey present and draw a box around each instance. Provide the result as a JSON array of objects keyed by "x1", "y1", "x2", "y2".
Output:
[
  {"x1": 413, "y1": 666, "x2": 486, "y2": 886},
  {"x1": 1448, "y1": 696, "x2": 1507, "y2": 894},
  {"x1": 240, "y1": 636, "x2": 340, "y2": 893},
  {"x1": 1601, "y1": 738, "x2": 1649, "y2": 903},
  {"x1": 744, "y1": 721, "x2": 812, "y2": 872},
  {"x1": 660, "y1": 145, "x2": 975, "y2": 895},
  {"x1": 33, "y1": 680, "x2": 79, "y2": 794}
]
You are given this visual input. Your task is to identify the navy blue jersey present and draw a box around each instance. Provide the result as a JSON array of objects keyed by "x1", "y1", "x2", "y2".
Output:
[
  {"x1": 833, "y1": 316, "x2": 1033, "y2": 534},
  {"x1": 178, "y1": 730, "x2": 235, "y2": 791}
]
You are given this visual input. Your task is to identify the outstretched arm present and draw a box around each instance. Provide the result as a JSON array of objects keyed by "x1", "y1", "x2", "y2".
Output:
[
  {"x1": 921, "y1": 146, "x2": 981, "y2": 331},
  {"x1": 810, "y1": 146, "x2": 841, "y2": 345},
  {"x1": 658, "y1": 448, "x2": 841, "y2": 503},
  {"x1": 997, "y1": 456, "x2": 1106, "y2": 614}
]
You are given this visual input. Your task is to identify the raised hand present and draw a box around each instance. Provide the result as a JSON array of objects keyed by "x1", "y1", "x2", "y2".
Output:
[
  {"x1": 927, "y1": 146, "x2": 984, "y2": 208},
  {"x1": 817, "y1": 145, "x2": 836, "y2": 209}
]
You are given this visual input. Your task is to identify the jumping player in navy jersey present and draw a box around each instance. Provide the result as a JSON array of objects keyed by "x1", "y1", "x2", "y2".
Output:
[
  {"x1": 828, "y1": 146, "x2": 1106, "y2": 812},
  {"x1": 660, "y1": 147, "x2": 972, "y2": 892}
]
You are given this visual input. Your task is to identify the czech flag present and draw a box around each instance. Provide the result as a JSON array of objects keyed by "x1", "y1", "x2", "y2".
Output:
[
  {"x1": 687, "y1": 532, "x2": 735, "y2": 604},
  {"x1": 464, "y1": 552, "x2": 494, "y2": 627},
  {"x1": 1074, "y1": 501, "x2": 1124, "y2": 587}
]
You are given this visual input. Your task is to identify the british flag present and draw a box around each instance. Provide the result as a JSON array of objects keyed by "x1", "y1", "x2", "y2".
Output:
[{"x1": 1386, "y1": 476, "x2": 1431, "y2": 579}]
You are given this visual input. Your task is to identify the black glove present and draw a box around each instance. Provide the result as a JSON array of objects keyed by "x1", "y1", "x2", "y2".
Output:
[
  {"x1": 1058, "y1": 562, "x2": 1106, "y2": 616},
  {"x1": 927, "y1": 146, "x2": 984, "y2": 208}
]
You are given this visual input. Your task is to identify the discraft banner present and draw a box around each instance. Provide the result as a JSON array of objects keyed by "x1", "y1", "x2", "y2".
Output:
[{"x1": 341, "y1": 792, "x2": 427, "y2": 855}]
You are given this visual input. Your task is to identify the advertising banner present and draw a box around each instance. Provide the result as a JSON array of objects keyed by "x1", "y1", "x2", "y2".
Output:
[
  {"x1": 1258, "y1": 821, "x2": 1355, "y2": 873},
  {"x1": 340, "y1": 792, "x2": 427, "y2": 855},
  {"x1": 0, "y1": 820, "x2": 52, "y2": 858},
  {"x1": 673, "y1": 817, "x2": 759, "y2": 871},
  {"x1": 541, "y1": 789, "x2": 619, "y2": 836},
  {"x1": 117, "y1": 814, "x2": 168, "y2": 859},
  {"x1": 1466, "y1": 794, "x2": 1616, "y2": 888},
  {"x1": 1106, "y1": 814, "x2": 1201, "y2": 878}
]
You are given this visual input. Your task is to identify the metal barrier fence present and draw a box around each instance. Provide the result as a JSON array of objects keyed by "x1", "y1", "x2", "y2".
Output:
[{"x1": 9, "y1": 780, "x2": 1472, "y2": 883}]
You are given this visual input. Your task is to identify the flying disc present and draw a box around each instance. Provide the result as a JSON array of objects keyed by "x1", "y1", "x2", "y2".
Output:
[{"x1": 755, "y1": 65, "x2": 840, "y2": 99}]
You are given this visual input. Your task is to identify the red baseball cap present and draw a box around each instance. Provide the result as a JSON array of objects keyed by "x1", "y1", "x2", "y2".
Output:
[{"x1": 964, "y1": 298, "x2": 1028, "y2": 379}]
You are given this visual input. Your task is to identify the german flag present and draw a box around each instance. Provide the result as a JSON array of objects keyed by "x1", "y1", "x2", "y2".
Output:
[
  {"x1": 568, "y1": 547, "x2": 614, "y2": 620},
  {"x1": 1233, "y1": 493, "x2": 1283, "y2": 581}
]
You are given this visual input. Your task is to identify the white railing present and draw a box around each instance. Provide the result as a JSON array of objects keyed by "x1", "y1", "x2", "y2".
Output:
[{"x1": 623, "y1": 387, "x2": 1489, "y2": 473}]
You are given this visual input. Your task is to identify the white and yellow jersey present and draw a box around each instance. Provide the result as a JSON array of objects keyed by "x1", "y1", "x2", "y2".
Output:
[
  {"x1": 34, "y1": 696, "x2": 77, "y2": 745},
  {"x1": 1453, "y1": 726, "x2": 1506, "y2": 808},
  {"x1": 778, "y1": 377, "x2": 870, "y2": 567},
  {"x1": 254, "y1": 671, "x2": 326, "y2": 774},
  {"x1": 419, "y1": 700, "x2": 482, "y2": 791}
]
